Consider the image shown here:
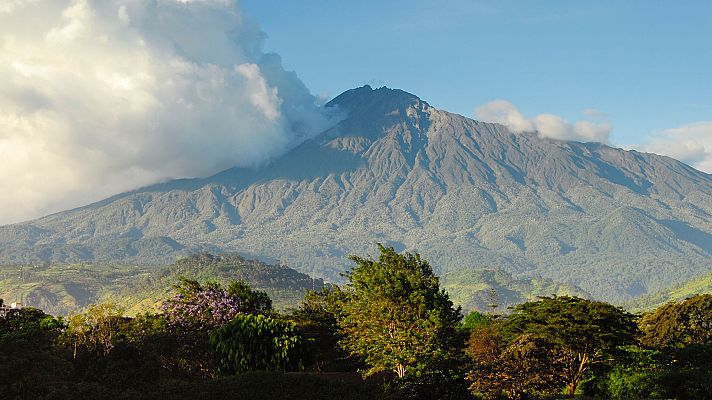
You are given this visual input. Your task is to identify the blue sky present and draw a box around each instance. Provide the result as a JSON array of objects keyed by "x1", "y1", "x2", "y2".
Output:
[{"x1": 243, "y1": 0, "x2": 711, "y2": 146}]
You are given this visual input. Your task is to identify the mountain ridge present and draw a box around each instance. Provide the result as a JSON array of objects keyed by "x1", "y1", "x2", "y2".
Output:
[{"x1": 1, "y1": 85, "x2": 711, "y2": 303}]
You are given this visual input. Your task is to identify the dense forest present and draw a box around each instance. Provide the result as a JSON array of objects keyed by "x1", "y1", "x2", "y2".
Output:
[{"x1": 1, "y1": 246, "x2": 710, "y2": 399}]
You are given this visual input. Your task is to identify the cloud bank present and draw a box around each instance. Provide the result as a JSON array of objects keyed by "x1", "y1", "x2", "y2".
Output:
[
  {"x1": 0, "y1": 0, "x2": 335, "y2": 224},
  {"x1": 475, "y1": 100, "x2": 611, "y2": 143},
  {"x1": 636, "y1": 122, "x2": 712, "y2": 173}
]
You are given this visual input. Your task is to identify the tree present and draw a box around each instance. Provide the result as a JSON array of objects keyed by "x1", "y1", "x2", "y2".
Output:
[
  {"x1": 66, "y1": 302, "x2": 125, "y2": 357},
  {"x1": 460, "y1": 310, "x2": 493, "y2": 334},
  {"x1": 638, "y1": 294, "x2": 712, "y2": 349},
  {"x1": 587, "y1": 346, "x2": 665, "y2": 400},
  {"x1": 468, "y1": 333, "x2": 566, "y2": 400},
  {"x1": 227, "y1": 280, "x2": 273, "y2": 315},
  {"x1": 502, "y1": 296, "x2": 637, "y2": 398},
  {"x1": 466, "y1": 322, "x2": 501, "y2": 364},
  {"x1": 161, "y1": 278, "x2": 271, "y2": 331},
  {"x1": 0, "y1": 308, "x2": 69, "y2": 399},
  {"x1": 210, "y1": 314, "x2": 305, "y2": 374},
  {"x1": 338, "y1": 244, "x2": 462, "y2": 378},
  {"x1": 291, "y1": 287, "x2": 355, "y2": 372},
  {"x1": 637, "y1": 295, "x2": 712, "y2": 398}
]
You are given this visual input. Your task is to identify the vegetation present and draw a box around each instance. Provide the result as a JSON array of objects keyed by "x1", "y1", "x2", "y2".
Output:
[
  {"x1": 1, "y1": 247, "x2": 711, "y2": 399},
  {"x1": 625, "y1": 271, "x2": 712, "y2": 312},
  {"x1": 501, "y1": 296, "x2": 637, "y2": 397},
  {"x1": 339, "y1": 245, "x2": 462, "y2": 378},
  {"x1": 0, "y1": 253, "x2": 325, "y2": 315}
]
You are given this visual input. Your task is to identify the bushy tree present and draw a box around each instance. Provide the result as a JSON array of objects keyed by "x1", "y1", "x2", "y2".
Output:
[
  {"x1": 587, "y1": 346, "x2": 665, "y2": 400},
  {"x1": 0, "y1": 307, "x2": 69, "y2": 398},
  {"x1": 161, "y1": 278, "x2": 244, "y2": 331},
  {"x1": 210, "y1": 314, "x2": 305, "y2": 374},
  {"x1": 468, "y1": 333, "x2": 566, "y2": 400},
  {"x1": 466, "y1": 322, "x2": 501, "y2": 364},
  {"x1": 639, "y1": 294, "x2": 712, "y2": 349},
  {"x1": 291, "y1": 287, "x2": 355, "y2": 372},
  {"x1": 227, "y1": 280, "x2": 273, "y2": 314},
  {"x1": 637, "y1": 295, "x2": 712, "y2": 399},
  {"x1": 502, "y1": 296, "x2": 637, "y2": 398},
  {"x1": 339, "y1": 244, "x2": 462, "y2": 378},
  {"x1": 66, "y1": 302, "x2": 126, "y2": 357}
]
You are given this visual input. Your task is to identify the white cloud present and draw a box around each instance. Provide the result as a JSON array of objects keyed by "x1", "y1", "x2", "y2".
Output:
[
  {"x1": 0, "y1": 0, "x2": 337, "y2": 224},
  {"x1": 474, "y1": 100, "x2": 611, "y2": 143},
  {"x1": 474, "y1": 100, "x2": 534, "y2": 133},
  {"x1": 636, "y1": 122, "x2": 712, "y2": 173}
]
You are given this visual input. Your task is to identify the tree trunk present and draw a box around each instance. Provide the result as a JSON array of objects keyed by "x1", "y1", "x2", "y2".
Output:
[{"x1": 395, "y1": 363, "x2": 406, "y2": 378}]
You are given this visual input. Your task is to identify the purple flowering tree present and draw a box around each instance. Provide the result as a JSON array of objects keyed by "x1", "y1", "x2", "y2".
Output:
[
  {"x1": 158, "y1": 277, "x2": 271, "y2": 377},
  {"x1": 161, "y1": 279, "x2": 244, "y2": 331}
]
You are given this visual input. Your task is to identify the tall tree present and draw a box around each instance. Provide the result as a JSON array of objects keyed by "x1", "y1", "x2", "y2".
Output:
[
  {"x1": 338, "y1": 244, "x2": 462, "y2": 378},
  {"x1": 502, "y1": 296, "x2": 637, "y2": 398}
]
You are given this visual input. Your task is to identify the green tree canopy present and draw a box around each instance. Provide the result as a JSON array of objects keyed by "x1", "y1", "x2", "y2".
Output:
[
  {"x1": 639, "y1": 294, "x2": 712, "y2": 349},
  {"x1": 502, "y1": 295, "x2": 637, "y2": 398},
  {"x1": 338, "y1": 244, "x2": 462, "y2": 378},
  {"x1": 227, "y1": 280, "x2": 273, "y2": 314},
  {"x1": 210, "y1": 314, "x2": 304, "y2": 374}
]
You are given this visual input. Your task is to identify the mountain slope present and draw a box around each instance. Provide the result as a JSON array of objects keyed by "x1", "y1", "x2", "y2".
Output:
[{"x1": 1, "y1": 85, "x2": 711, "y2": 303}]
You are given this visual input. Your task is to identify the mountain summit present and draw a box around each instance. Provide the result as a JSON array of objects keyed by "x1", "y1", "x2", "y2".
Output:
[{"x1": 1, "y1": 86, "x2": 711, "y2": 302}]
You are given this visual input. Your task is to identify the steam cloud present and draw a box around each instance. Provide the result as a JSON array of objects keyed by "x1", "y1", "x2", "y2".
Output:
[
  {"x1": 636, "y1": 122, "x2": 712, "y2": 173},
  {"x1": 0, "y1": 0, "x2": 335, "y2": 224},
  {"x1": 475, "y1": 100, "x2": 611, "y2": 143}
]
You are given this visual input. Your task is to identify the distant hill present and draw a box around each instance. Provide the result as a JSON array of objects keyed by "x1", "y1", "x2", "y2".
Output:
[
  {"x1": 0, "y1": 253, "x2": 325, "y2": 315},
  {"x1": 624, "y1": 271, "x2": 712, "y2": 312},
  {"x1": 1, "y1": 85, "x2": 711, "y2": 303},
  {"x1": 441, "y1": 269, "x2": 590, "y2": 314}
]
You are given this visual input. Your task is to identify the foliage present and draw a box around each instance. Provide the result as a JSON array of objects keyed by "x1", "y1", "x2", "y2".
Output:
[
  {"x1": 460, "y1": 310, "x2": 493, "y2": 333},
  {"x1": 657, "y1": 344, "x2": 712, "y2": 399},
  {"x1": 3, "y1": 254, "x2": 712, "y2": 400},
  {"x1": 339, "y1": 244, "x2": 462, "y2": 378},
  {"x1": 291, "y1": 287, "x2": 357, "y2": 372},
  {"x1": 466, "y1": 322, "x2": 502, "y2": 364},
  {"x1": 210, "y1": 314, "x2": 305, "y2": 374},
  {"x1": 227, "y1": 280, "x2": 273, "y2": 314},
  {"x1": 0, "y1": 307, "x2": 70, "y2": 399},
  {"x1": 161, "y1": 278, "x2": 245, "y2": 331},
  {"x1": 502, "y1": 295, "x2": 637, "y2": 397},
  {"x1": 586, "y1": 346, "x2": 665, "y2": 400},
  {"x1": 66, "y1": 302, "x2": 126, "y2": 357},
  {"x1": 468, "y1": 333, "x2": 566, "y2": 400},
  {"x1": 0, "y1": 253, "x2": 325, "y2": 316},
  {"x1": 638, "y1": 294, "x2": 712, "y2": 348},
  {"x1": 395, "y1": 370, "x2": 472, "y2": 400}
]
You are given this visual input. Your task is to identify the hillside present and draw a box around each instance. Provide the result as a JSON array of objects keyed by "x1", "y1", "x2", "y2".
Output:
[
  {"x1": 0, "y1": 253, "x2": 325, "y2": 315},
  {"x1": 441, "y1": 269, "x2": 590, "y2": 314},
  {"x1": 625, "y1": 271, "x2": 712, "y2": 312},
  {"x1": 1, "y1": 85, "x2": 711, "y2": 303}
]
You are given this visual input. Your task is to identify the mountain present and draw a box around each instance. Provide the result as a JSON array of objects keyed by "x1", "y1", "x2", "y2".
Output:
[
  {"x1": 1, "y1": 85, "x2": 711, "y2": 303},
  {"x1": 0, "y1": 253, "x2": 326, "y2": 316}
]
